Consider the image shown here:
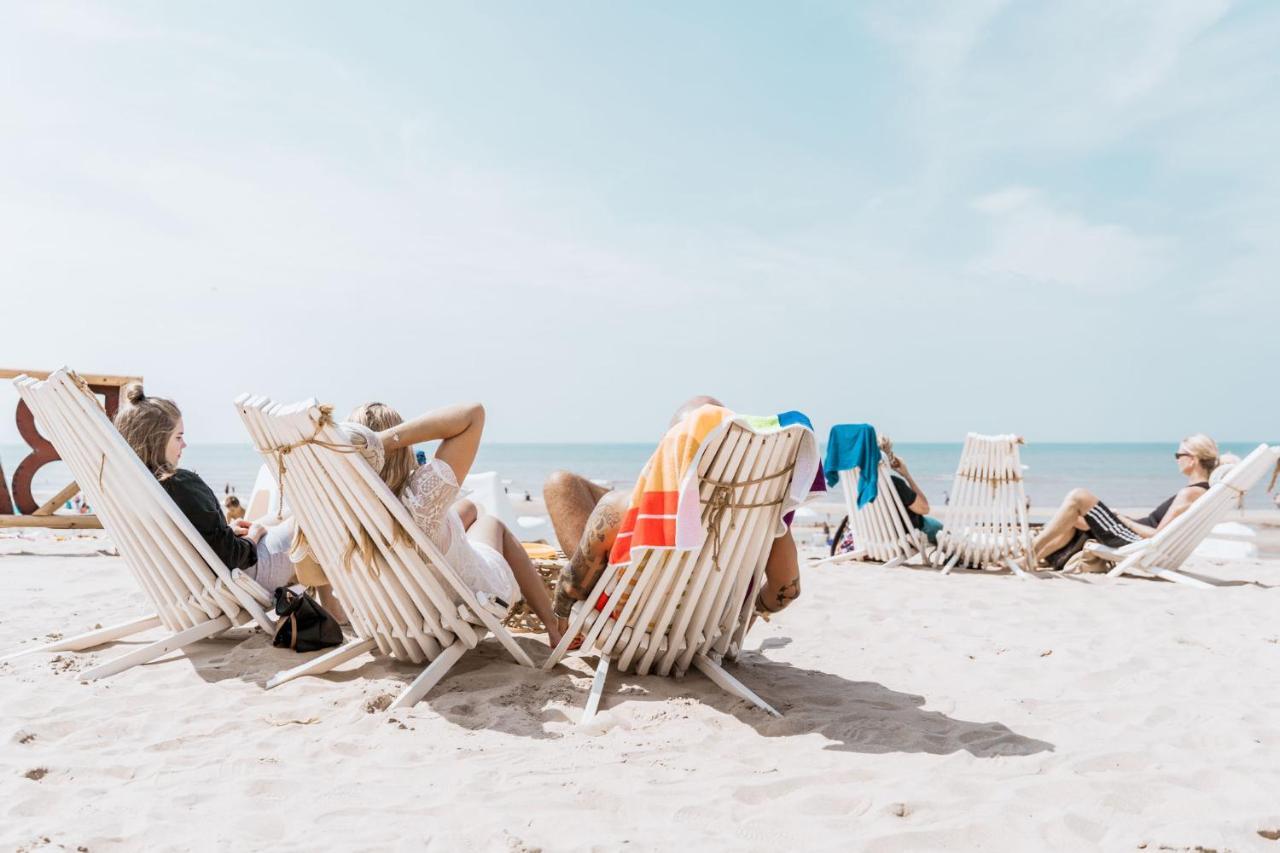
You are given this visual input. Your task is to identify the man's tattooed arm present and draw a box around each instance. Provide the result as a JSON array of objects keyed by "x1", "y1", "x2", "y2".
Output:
[
  {"x1": 758, "y1": 577, "x2": 801, "y2": 615},
  {"x1": 553, "y1": 498, "x2": 624, "y2": 618}
]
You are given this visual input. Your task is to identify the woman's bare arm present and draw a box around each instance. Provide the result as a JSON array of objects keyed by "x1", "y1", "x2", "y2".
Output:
[{"x1": 377, "y1": 402, "x2": 485, "y2": 484}]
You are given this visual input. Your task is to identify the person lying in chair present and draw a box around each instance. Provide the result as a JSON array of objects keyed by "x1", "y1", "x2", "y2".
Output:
[
  {"x1": 542, "y1": 396, "x2": 806, "y2": 640},
  {"x1": 827, "y1": 435, "x2": 942, "y2": 558},
  {"x1": 1032, "y1": 434, "x2": 1219, "y2": 568},
  {"x1": 113, "y1": 384, "x2": 340, "y2": 615},
  {"x1": 342, "y1": 401, "x2": 563, "y2": 647},
  {"x1": 879, "y1": 436, "x2": 943, "y2": 545}
]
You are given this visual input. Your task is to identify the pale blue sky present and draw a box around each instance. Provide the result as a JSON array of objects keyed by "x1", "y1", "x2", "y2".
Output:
[{"x1": 3, "y1": 1, "x2": 1276, "y2": 444}]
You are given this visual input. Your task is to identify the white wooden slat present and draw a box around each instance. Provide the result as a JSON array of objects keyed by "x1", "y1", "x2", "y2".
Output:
[{"x1": 49, "y1": 371, "x2": 271, "y2": 629}]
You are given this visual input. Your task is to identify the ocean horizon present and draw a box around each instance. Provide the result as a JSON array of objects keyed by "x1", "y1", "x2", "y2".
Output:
[{"x1": 5, "y1": 440, "x2": 1276, "y2": 512}]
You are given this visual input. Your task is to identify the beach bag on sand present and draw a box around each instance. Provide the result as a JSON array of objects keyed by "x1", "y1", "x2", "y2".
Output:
[
  {"x1": 1062, "y1": 547, "x2": 1111, "y2": 575},
  {"x1": 1045, "y1": 528, "x2": 1089, "y2": 571},
  {"x1": 272, "y1": 587, "x2": 343, "y2": 653}
]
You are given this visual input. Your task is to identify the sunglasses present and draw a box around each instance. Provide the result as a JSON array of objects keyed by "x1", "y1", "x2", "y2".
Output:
[{"x1": 1174, "y1": 452, "x2": 1193, "y2": 460}]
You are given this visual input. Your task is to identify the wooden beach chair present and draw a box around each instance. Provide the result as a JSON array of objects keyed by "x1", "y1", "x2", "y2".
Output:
[
  {"x1": 2, "y1": 369, "x2": 275, "y2": 679},
  {"x1": 543, "y1": 419, "x2": 814, "y2": 721},
  {"x1": 1083, "y1": 443, "x2": 1279, "y2": 588},
  {"x1": 236, "y1": 395, "x2": 535, "y2": 710},
  {"x1": 933, "y1": 433, "x2": 1034, "y2": 576},
  {"x1": 820, "y1": 452, "x2": 931, "y2": 569}
]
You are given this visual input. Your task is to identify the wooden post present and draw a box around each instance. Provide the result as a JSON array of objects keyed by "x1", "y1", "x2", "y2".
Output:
[{"x1": 0, "y1": 368, "x2": 142, "y2": 530}]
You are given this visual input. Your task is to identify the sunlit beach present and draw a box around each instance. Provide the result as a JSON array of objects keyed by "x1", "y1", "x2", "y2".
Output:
[{"x1": 3, "y1": 3, "x2": 1279, "y2": 852}]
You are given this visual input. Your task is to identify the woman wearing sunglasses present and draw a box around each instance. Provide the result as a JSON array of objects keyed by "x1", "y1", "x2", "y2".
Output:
[{"x1": 1033, "y1": 434, "x2": 1220, "y2": 566}]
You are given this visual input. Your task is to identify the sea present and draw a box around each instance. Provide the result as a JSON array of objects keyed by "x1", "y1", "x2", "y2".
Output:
[{"x1": 4, "y1": 441, "x2": 1277, "y2": 512}]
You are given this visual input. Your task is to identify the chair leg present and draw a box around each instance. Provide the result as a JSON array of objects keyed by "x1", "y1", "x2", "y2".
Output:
[
  {"x1": 389, "y1": 639, "x2": 469, "y2": 711},
  {"x1": 1006, "y1": 558, "x2": 1030, "y2": 578},
  {"x1": 814, "y1": 550, "x2": 864, "y2": 568},
  {"x1": 1, "y1": 614, "x2": 161, "y2": 663},
  {"x1": 82, "y1": 616, "x2": 232, "y2": 681},
  {"x1": 580, "y1": 655, "x2": 610, "y2": 724},
  {"x1": 693, "y1": 653, "x2": 781, "y2": 718},
  {"x1": 265, "y1": 637, "x2": 377, "y2": 689},
  {"x1": 1150, "y1": 568, "x2": 1216, "y2": 589}
]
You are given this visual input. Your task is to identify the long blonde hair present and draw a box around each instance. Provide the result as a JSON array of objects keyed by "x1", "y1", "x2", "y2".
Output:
[
  {"x1": 348, "y1": 402, "x2": 415, "y2": 493},
  {"x1": 114, "y1": 383, "x2": 182, "y2": 481},
  {"x1": 1181, "y1": 433, "x2": 1220, "y2": 476}
]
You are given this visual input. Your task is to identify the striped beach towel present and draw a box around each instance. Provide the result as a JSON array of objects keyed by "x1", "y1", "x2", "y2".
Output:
[{"x1": 606, "y1": 405, "x2": 823, "y2": 570}]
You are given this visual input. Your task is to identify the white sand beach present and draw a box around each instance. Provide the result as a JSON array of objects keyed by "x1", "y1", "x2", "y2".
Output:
[{"x1": 4, "y1": 527, "x2": 1280, "y2": 852}]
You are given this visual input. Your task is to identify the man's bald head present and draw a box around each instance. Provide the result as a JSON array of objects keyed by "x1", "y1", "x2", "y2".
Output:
[{"x1": 669, "y1": 395, "x2": 725, "y2": 427}]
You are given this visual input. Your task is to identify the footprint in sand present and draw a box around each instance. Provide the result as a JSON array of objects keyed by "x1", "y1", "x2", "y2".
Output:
[
  {"x1": 364, "y1": 693, "x2": 393, "y2": 713},
  {"x1": 23, "y1": 767, "x2": 48, "y2": 781}
]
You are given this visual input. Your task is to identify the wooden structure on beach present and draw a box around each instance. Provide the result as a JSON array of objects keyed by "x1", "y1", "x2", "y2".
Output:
[{"x1": 0, "y1": 368, "x2": 141, "y2": 530}]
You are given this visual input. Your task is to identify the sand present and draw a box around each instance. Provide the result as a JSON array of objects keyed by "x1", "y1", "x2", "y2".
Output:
[{"x1": 3, "y1": 529, "x2": 1280, "y2": 852}]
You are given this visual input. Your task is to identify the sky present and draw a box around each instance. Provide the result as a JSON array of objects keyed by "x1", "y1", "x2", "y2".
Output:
[{"x1": 2, "y1": 0, "x2": 1277, "y2": 445}]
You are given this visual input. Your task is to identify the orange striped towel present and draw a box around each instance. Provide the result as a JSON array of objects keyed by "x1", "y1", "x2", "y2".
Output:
[{"x1": 606, "y1": 404, "x2": 734, "y2": 569}]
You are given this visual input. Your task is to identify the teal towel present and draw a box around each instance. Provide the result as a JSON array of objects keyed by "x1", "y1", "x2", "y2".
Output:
[{"x1": 824, "y1": 424, "x2": 881, "y2": 508}]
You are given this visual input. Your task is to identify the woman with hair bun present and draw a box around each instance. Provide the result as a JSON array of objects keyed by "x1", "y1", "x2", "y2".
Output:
[
  {"x1": 1033, "y1": 434, "x2": 1221, "y2": 566},
  {"x1": 113, "y1": 383, "x2": 305, "y2": 595}
]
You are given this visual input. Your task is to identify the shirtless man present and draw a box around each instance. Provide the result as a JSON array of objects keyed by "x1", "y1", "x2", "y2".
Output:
[{"x1": 542, "y1": 396, "x2": 803, "y2": 634}]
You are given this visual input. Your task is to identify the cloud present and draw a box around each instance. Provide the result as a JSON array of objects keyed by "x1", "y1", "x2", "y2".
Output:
[{"x1": 969, "y1": 188, "x2": 1170, "y2": 293}]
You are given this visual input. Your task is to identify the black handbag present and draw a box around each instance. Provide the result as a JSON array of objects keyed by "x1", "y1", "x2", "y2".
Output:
[{"x1": 272, "y1": 587, "x2": 343, "y2": 653}]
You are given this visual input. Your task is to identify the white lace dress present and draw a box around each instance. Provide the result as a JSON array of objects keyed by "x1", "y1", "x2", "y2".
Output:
[{"x1": 398, "y1": 458, "x2": 520, "y2": 604}]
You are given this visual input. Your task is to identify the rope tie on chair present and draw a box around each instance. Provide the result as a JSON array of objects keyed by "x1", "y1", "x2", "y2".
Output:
[
  {"x1": 700, "y1": 466, "x2": 791, "y2": 572},
  {"x1": 254, "y1": 405, "x2": 361, "y2": 521}
]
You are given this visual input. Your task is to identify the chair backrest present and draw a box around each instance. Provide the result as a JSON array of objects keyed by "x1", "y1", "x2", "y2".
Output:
[
  {"x1": 582, "y1": 420, "x2": 809, "y2": 678},
  {"x1": 1139, "y1": 443, "x2": 1277, "y2": 570},
  {"x1": 839, "y1": 457, "x2": 920, "y2": 562},
  {"x1": 14, "y1": 369, "x2": 271, "y2": 633},
  {"x1": 936, "y1": 432, "x2": 1030, "y2": 566},
  {"x1": 235, "y1": 395, "x2": 532, "y2": 667}
]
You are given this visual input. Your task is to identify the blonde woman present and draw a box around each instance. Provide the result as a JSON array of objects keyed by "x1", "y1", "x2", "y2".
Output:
[
  {"x1": 343, "y1": 401, "x2": 563, "y2": 648},
  {"x1": 113, "y1": 384, "x2": 300, "y2": 593},
  {"x1": 1033, "y1": 434, "x2": 1220, "y2": 565}
]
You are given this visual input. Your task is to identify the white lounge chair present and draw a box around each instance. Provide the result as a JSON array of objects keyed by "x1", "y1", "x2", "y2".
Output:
[
  {"x1": 933, "y1": 433, "x2": 1034, "y2": 576},
  {"x1": 543, "y1": 418, "x2": 817, "y2": 721},
  {"x1": 236, "y1": 395, "x2": 535, "y2": 710},
  {"x1": 1084, "y1": 443, "x2": 1279, "y2": 588},
  {"x1": 821, "y1": 453, "x2": 931, "y2": 569},
  {"x1": 461, "y1": 471, "x2": 556, "y2": 545},
  {"x1": 3, "y1": 369, "x2": 275, "y2": 679}
]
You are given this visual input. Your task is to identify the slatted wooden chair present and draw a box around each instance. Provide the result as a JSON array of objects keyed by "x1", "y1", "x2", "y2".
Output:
[
  {"x1": 2, "y1": 369, "x2": 275, "y2": 679},
  {"x1": 543, "y1": 417, "x2": 817, "y2": 721},
  {"x1": 1084, "y1": 443, "x2": 1279, "y2": 588},
  {"x1": 236, "y1": 395, "x2": 535, "y2": 710},
  {"x1": 933, "y1": 433, "x2": 1034, "y2": 576},
  {"x1": 822, "y1": 452, "x2": 931, "y2": 569}
]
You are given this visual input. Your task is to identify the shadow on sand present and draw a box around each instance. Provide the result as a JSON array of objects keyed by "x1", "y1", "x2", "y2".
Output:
[{"x1": 151, "y1": 631, "x2": 1053, "y2": 755}]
